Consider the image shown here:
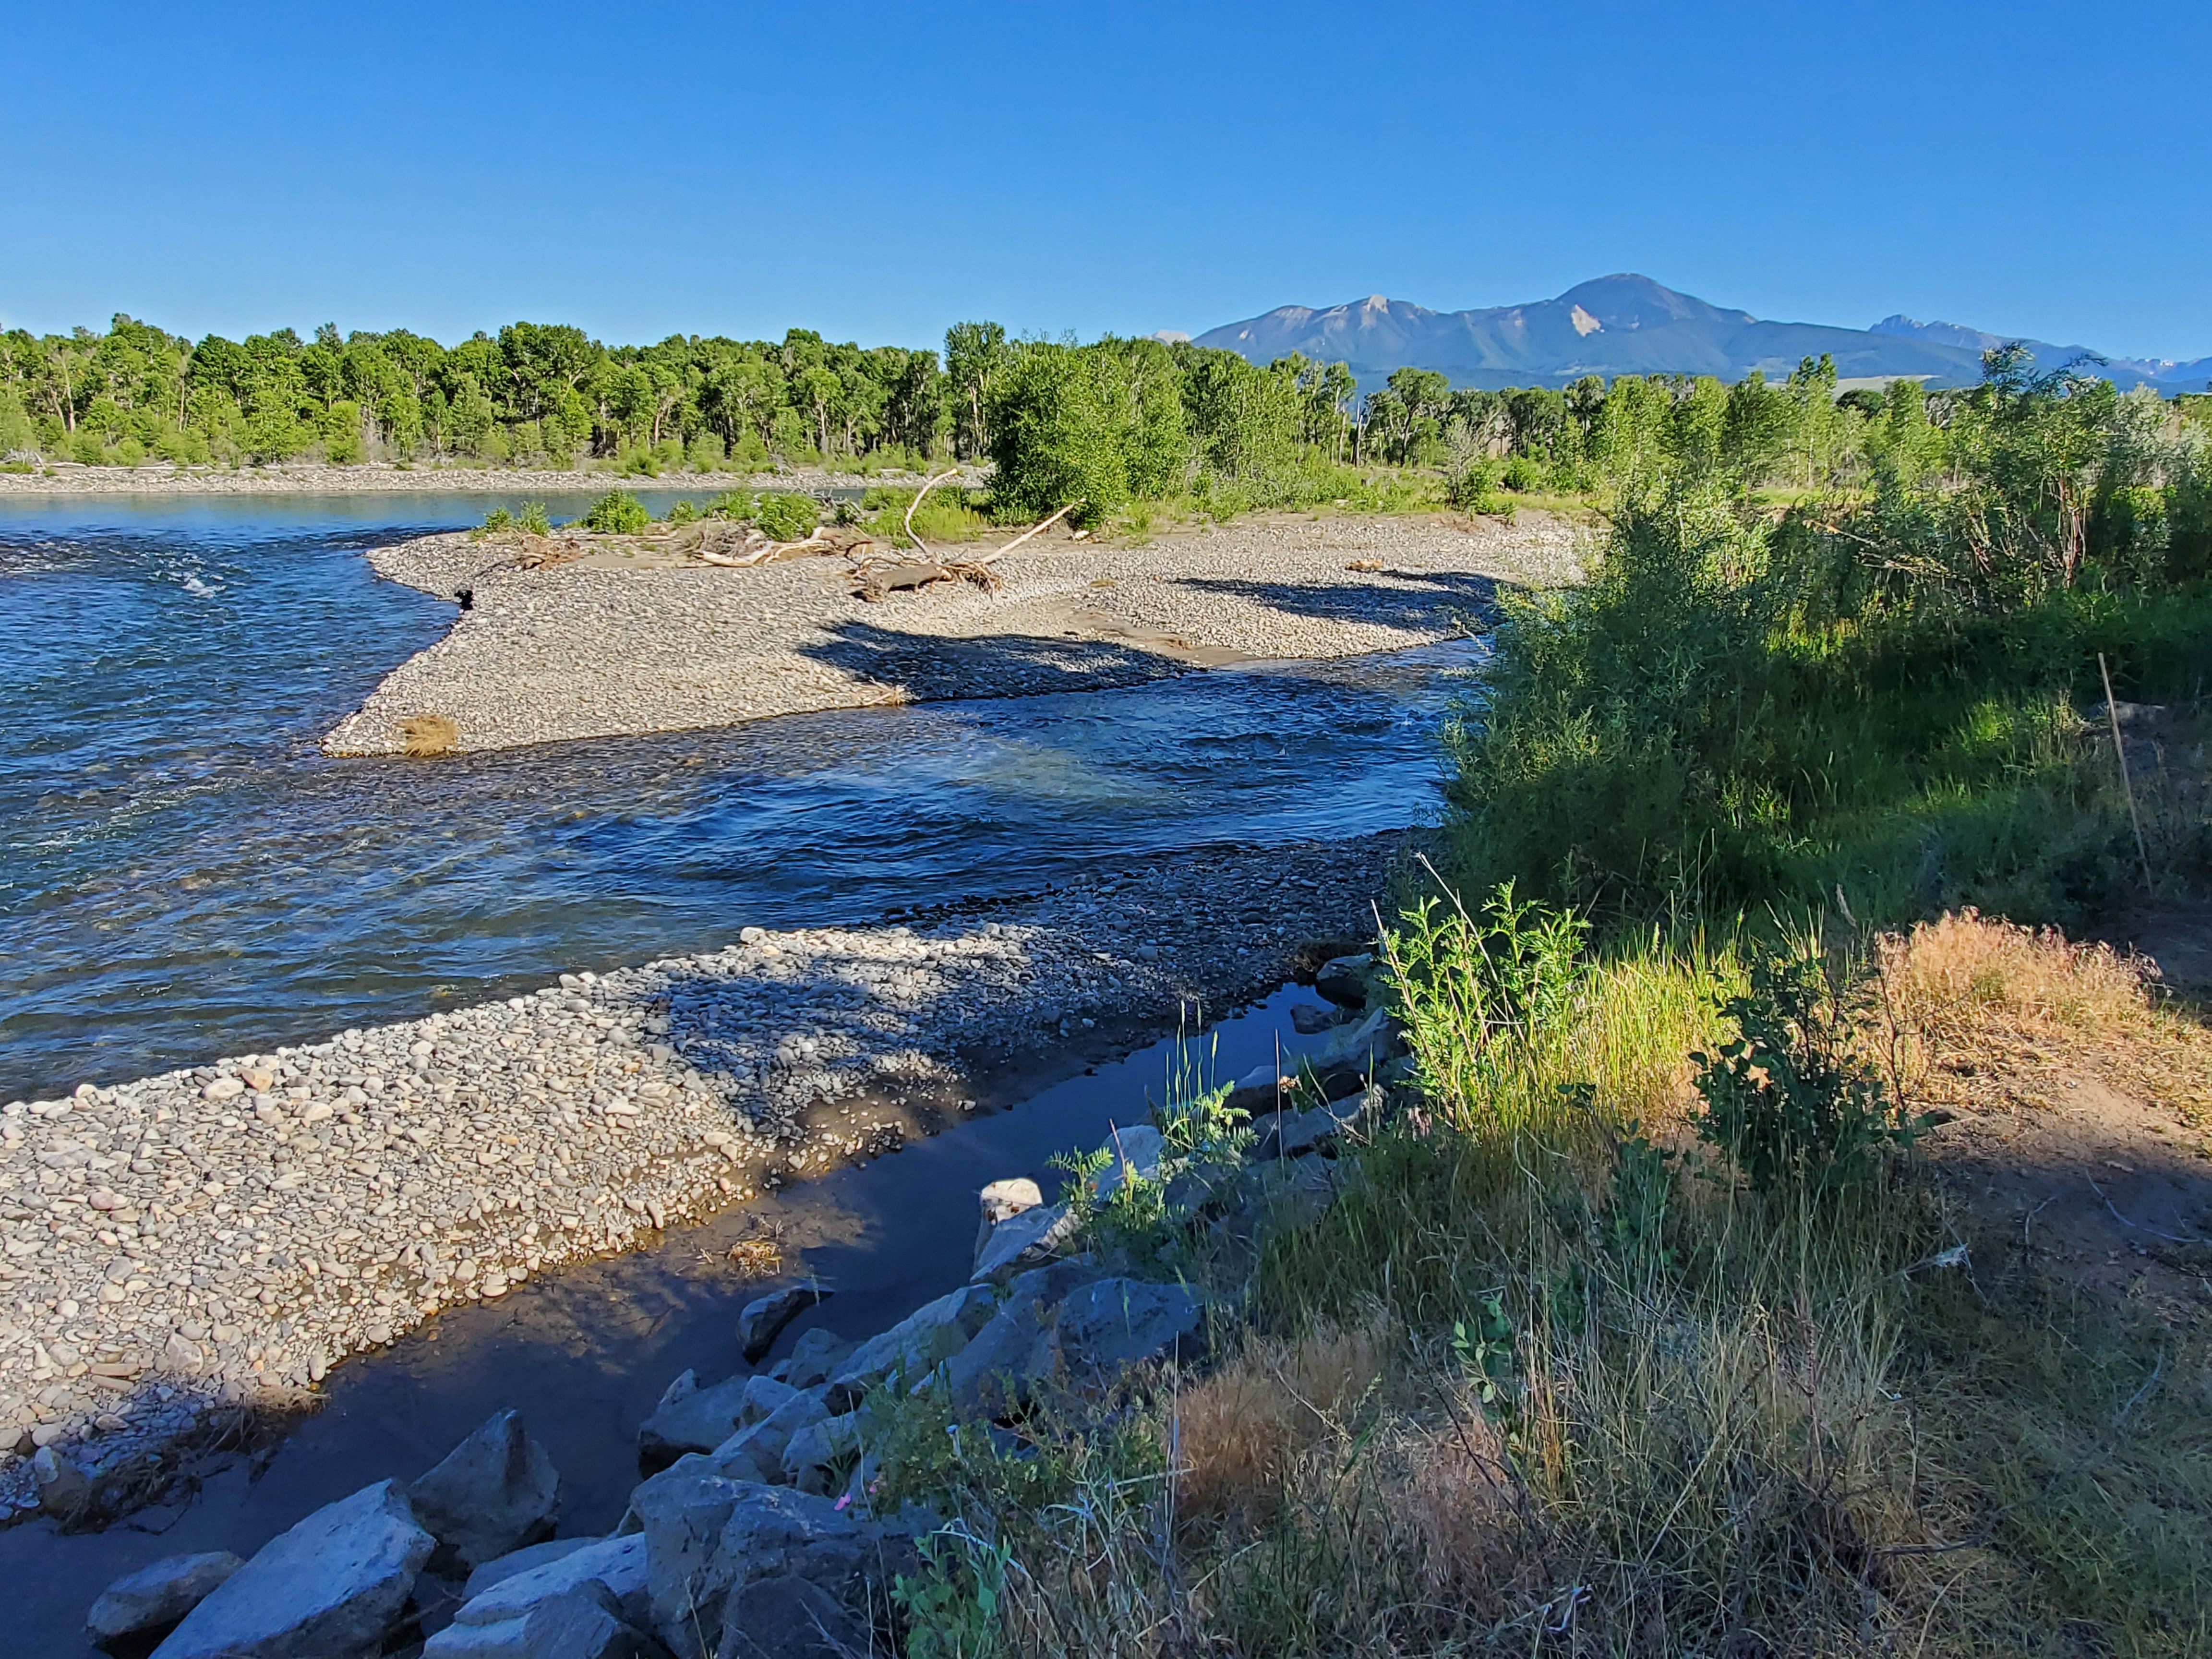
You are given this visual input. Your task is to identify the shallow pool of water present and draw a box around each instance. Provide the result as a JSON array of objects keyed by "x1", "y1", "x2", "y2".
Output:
[{"x1": 1, "y1": 494, "x2": 1478, "y2": 1099}]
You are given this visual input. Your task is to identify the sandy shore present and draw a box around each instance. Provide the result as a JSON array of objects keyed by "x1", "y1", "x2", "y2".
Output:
[
  {"x1": 325, "y1": 512, "x2": 1581, "y2": 755},
  {"x1": 0, "y1": 460, "x2": 974, "y2": 497},
  {"x1": 0, "y1": 831, "x2": 1409, "y2": 1506}
]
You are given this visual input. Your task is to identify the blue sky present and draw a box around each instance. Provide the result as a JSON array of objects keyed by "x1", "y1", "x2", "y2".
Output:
[{"x1": 5, "y1": 0, "x2": 2208, "y2": 360}]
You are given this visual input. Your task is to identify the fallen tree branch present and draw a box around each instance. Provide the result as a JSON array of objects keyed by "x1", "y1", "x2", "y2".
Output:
[{"x1": 974, "y1": 500, "x2": 1081, "y2": 565}]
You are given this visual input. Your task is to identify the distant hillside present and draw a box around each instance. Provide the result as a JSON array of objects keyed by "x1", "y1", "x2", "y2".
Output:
[
  {"x1": 1870, "y1": 314, "x2": 2212, "y2": 393},
  {"x1": 1193, "y1": 275, "x2": 2200, "y2": 392}
]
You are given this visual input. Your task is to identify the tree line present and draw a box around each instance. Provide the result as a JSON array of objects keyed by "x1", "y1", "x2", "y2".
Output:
[{"x1": 5, "y1": 315, "x2": 2203, "y2": 539}]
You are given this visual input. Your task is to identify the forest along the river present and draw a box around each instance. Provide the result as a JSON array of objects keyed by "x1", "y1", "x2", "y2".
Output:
[{"x1": 0, "y1": 494, "x2": 1479, "y2": 1102}]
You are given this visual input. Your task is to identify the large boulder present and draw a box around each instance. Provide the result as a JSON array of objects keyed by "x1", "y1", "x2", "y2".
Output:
[
  {"x1": 641, "y1": 1371, "x2": 779, "y2": 1478},
  {"x1": 87, "y1": 1552, "x2": 243, "y2": 1650},
  {"x1": 631, "y1": 1476, "x2": 897, "y2": 1659},
  {"x1": 150, "y1": 1480, "x2": 433, "y2": 1659},
  {"x1": 936, "y1": 1258, "x2": 1099, "y2": 1420},
  {"x1": 1311, "y1": 1004, "x2": 1397, "y2": 1071},
  {"x1": 825, "y1": 1283, "x2": 997, "y2": 1407},
  {"x1": 768, "y1": 1328, "x2": 853, "y2": 1389},
  {"x1": 409, "y1": 1409, "x2": 561, "y2": 1573},
  {"x1": 736, "y1": 1285, "x2": 830, "y2": 1363},
  {"x1": 704, "y1": 1387, "x2": 831, "y2": 1484},
  {"x1": 423, "y1": 1580, "x2": 668, "y2": 1659},
  {"x1": 462, "y1": 1537, "x2": 606, "y2": 1602},
  {"x1": 1047, "y1": 1278, "x2": 1206, "y2": 1390},
  {"x1": 718, "y1": 1574, "x2": 866, "y2": 1659},
  {"x1": 444, "y1": 1534, "x2": 650, "y2": 1632},
  {"x1": 1254, "y1": 1086, "x2": 1381, "y2": 1161}
]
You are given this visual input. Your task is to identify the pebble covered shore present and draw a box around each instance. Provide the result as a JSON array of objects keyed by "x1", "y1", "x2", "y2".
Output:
[
  {"x1": 0, "y1": 832, "x2": 1410, "y2": 1510},
  {"x1": 325, "y1": 513, "x2": 1579, "y2": 754}
]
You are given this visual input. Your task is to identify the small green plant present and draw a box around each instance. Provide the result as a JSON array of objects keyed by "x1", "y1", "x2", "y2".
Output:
[
  {"x1": 705, "y1": 490, "x2": 755, "y2": 520},
  {"x1": 580, "y1": 489, "x2": 650, "y2": 535},
  {"x1": 1449, "y1": 1290, "x2": 1519, "y2": 1417},
  {"x1": 895, "y1": 1528, "x2": 1013, "y2": 1659},
  {"x1": 1690, "y1": 946, "x2": 1927, "y2": 1197},
  {"x1": 666, "y1": 498, "x2": 699, "y2": 525},
  {"x1": 753, "y1": 490, "x2": 820, "y2": 541},
  {"x1": 1600, "y1": 1120, "x2": 1677, "y2": 1277},
  {"x1": 517, "y1": 501, "x2": 551, "y2": 536},
  {"x1": 469, "y1": 506, "x2": 513, "y2": 540}
]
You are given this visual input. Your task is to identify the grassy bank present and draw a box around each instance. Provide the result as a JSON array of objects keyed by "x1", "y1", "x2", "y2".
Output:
[{"x1": 851, "y1": 356, "x2": 2212, "y2": 1659}]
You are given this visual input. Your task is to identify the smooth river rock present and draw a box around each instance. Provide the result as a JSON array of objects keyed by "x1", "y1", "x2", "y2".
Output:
[
  {"x1": 86, "y1": 1551, "x2": 243, "y2": 1648},
  {"x1": 151, "y1": 1479, "x2": 433, "y2": 1659}
]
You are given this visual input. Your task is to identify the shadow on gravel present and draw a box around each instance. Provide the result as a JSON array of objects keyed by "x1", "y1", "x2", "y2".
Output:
[
  {"x1": 1177, "y1": 569, "x2": 1506, "y2": 631},
  {"x1": 797, "y1": 619, "x2": 1190, "y2": 703}
]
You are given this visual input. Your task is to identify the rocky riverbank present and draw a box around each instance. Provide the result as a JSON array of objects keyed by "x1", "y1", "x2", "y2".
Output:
[
  {"x1": 0, "y1": 831, "x2": 1414, "y2": 1519},
  {"x1": 325, "y1": 511, "x2": 1580, "y2": 755},
  {"x1": 0, "y1": 460, "x2": 972, "y2": 497}
]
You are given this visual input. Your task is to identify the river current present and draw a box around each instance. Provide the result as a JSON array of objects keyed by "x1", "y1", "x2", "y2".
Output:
[{"x1": 0, "y1": 492, "x2": 1478, "y2": 1101}]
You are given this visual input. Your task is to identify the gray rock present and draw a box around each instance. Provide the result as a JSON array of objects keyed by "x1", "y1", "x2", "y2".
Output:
[
  {"x1": 87, "y1": 1552, "x2": 244, "y2": 1648},
  {"x1": 462, "y1": 1537, "x2": 606, "y2": 1603},
  {"x1": 34, "y1": 1443, "x2": 93, "y2": 1520},
  {"x1": 625, "y1": 1467, "x2": 759, "y2": 1658},
  {"x1": 704, "y1": 1386, "x2": 830, "y2": 1484},
  {"x1": 936, "y1": 1258, "x2": 1099, "y2": 1420},
  {"x1": 1048, "y1": 1278, "x2": 1206, "y2": 1388},
  {"x1": 717, "y1": 1574, "x2": 866, "y2": 1659},
  {"x1": 736, "y1": 1284, "x2": 830, "y2": 1363},
  {"x1": 409, "y1": 1409, "x2": 561, "y2": 1571},
  {"x1": 779, "y1": 1412, "x2": 865, "y2": 1495},
  {"x1": 450, "y1": 1533, "x2": 649, "y2": 1629},
  {"x1": 637, "y1": 1372, "x2": 755, "y2": 1469},
  {"x1": 150, "y1": 1479, "x2": 433, "y2": 1659},
  {"x1": 709, "y1": 1485, "x2": 913, "y2": 1636},
  {"x1": 425, "y1": 1580, "x2": 669, "y2": 1659},
  {"x1": 767, "y1": 1327, "x2": 852, "y2": 1389},
  {"x1": 971, "y1": 1202, "x2": 1081, "y2": 1284},
  {"x1": 1313, "y1": 953, "x2": 1373, "y2": 1008},
  {"x1": 826, "y1": 1282, "x2": 996, "y2": 1405},
  {"x1": 1254, "y1": 1085, "x2": 1380, "y2": 1161},
  {"x1": 1311, "y1": 1004, "x2": 1396, "y2": 1070},
  {"x1": 1088, "y1": 1124, "x2": 1165, "y2": 1204},
  {"x1": 1288, "y1": 1001, "x2": 1344, "y2": 1035}
]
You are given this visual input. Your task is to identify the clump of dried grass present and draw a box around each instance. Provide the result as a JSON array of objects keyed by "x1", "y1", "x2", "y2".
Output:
[
  {"x1": 1878, "y1": 908, "x2": 2212, "y2": 1118},
  {"x1": 1170, "y1": 1316, "x2": 1386, "y2": 1527},
  {"x1": 398, "y1": 713, "x2": 459, "y2": 757}
]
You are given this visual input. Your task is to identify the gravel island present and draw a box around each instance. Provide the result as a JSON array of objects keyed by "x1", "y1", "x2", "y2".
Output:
[{"x1": 325, "y1": 512, "x2": 1579, "y2": 755}]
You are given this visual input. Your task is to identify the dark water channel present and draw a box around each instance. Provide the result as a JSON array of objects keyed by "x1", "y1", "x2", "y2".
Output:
[
  {"x1": 0, "y1": 493, "x2": 1479, "y2": 1103},
  {"x1": 0, "y1": 492, "x2": 1475, "y2": 1649}
]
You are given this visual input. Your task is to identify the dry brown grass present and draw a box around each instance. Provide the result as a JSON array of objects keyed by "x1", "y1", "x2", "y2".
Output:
[
  {"x1": 398, "y1": 713, "x2": 460, "y2": 757},
  {"x1": 1170, "y1": 1317, "x2": 1386, "y2": 1527},
  {"x1": 1877, "y1": 908, "x2": 2212, "y2": 1122}
]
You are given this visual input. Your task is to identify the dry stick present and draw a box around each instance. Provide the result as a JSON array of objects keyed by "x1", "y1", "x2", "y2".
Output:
[{"x1": 2100, "y1": 651, "x2": 2154, "y2": 893}]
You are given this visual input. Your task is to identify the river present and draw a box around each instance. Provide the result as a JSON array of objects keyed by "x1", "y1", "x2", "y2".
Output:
[{"x1": 0, "y1": 491, "x2": 1475, "y2": 1653}]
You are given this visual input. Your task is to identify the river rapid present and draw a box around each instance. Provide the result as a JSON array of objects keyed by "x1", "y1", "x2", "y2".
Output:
[{"x1": 0, "y1": 493, "x2": 1479, "y2": 1105}]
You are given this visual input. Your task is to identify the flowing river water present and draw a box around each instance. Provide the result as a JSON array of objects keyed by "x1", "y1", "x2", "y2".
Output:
[{"x1": 0, "y1": 493, "x2": 1479, "y2": 1652}]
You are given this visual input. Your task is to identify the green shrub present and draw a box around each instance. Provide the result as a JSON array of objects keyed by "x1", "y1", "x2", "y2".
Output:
[
  {"x1": 469, "y1": 506, "x2": 514, "y2": 540},
  {"x1": 518, "y1": 501, "x2": 551, "y2": 536},
  {"x1": 752, "y1": 490, "x2": 818, "y2": 541},
  {"x1": 1690, "y1": 945, "x2": 1926, "y2": 1197},
  {"x1": 580, "y1": 489, "x2": 650, "y2": 534}
]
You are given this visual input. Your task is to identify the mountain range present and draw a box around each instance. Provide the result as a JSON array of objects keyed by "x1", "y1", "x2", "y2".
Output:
[{"x1": 1186, "y1": 275, "x2": 2212, "y2": 394}]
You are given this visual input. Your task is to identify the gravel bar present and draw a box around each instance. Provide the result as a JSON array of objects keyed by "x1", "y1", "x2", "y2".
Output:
[
  {"x1": 325, "y1": 513, "x2": 1581, "y2": 755},
  {"x1": 0, "y1": 831, "x2": 1415, "y2": 1510}
]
